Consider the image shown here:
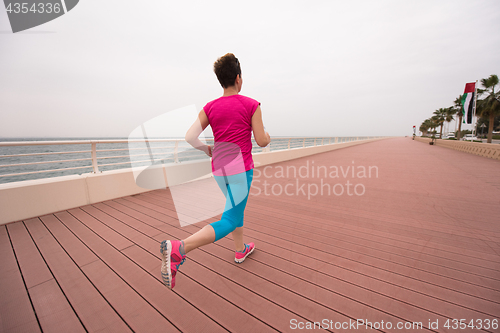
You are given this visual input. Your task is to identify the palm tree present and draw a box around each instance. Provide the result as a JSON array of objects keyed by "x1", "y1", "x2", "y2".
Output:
[
  {"x1": 444, "y1": 106, "x2": 455, "y2": 135},
  {"x1": 453, "y1": 96, "x2": 464, "y2": 139},
  {"x1": 419, "y1": 124, "x2": 427, "y2": 136},
  {"x1": 427, "y1": 118, "x2": 439, "y2": 144},
  {"x1": 477, "y1": 74, "x2": 500, "y2": 143},
  {"x1": 427, "y1": 117, "x2": 439, "y2": 138},
  {"x1": 419, "y1": 119, "x2": 431, "y2": 136},
  {"x1": 432, "y1": 108, "x2": 446, "y2": 138}
]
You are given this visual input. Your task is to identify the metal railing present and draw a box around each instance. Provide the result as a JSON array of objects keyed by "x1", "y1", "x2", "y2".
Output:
[{"x1": 0, "y1": 136, "x2": 378, "y2": 183}]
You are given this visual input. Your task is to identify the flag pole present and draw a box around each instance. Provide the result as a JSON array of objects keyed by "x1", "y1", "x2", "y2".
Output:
[{"x1": 472, "y1": 79, "x2": 478, "y2": 139}]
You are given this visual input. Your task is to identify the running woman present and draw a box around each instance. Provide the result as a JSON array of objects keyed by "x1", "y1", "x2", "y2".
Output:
[{"x1": 160, "y1": 53, "x2": 271, "y2": 289}]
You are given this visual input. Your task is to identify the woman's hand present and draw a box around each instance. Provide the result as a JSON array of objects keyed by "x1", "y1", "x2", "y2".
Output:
[{"x1": 203, "y1": 145, "x2": 212, "y2": 157}]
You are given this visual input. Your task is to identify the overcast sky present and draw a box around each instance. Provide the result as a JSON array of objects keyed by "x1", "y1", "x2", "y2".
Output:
[{"x1": 1, "y1": 0, "x2": 499, "y2": 138}]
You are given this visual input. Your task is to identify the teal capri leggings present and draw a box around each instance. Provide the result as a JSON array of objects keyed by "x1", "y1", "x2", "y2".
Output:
[{"x1": 210, "y1": 169, "x2": 254, "y2": 242}]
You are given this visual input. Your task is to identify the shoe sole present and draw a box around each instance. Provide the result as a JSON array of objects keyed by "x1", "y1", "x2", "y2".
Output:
[
  {"x1": 234, "y1": 246, "x2": 255, "y2": 263},
  {"x1": 160, "y1": 240, "x2": 172, "y2": 289}
]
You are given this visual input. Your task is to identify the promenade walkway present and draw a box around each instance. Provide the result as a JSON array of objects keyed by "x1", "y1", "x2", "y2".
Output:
[{"x1": 1, "y1": 137, "x2": 499, "y2": 333}]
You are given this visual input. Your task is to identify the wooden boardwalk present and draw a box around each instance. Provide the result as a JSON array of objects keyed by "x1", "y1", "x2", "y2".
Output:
[{"x1": 1, "y1": 137, "x2": 499, "y2": 333}]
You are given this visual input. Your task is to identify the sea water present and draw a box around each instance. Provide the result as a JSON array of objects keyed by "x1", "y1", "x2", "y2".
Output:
[
  {"x1": 0, "y1": 137, "x2": 190, "y2": 184},
  {"x1": 0, "y1": 137, "x2": 338, "y2": 184}
]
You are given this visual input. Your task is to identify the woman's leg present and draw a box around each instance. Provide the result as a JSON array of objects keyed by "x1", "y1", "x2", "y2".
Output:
[
  {"x1": 184, "y1": 169, "x2": 252, "y2": 254},
  {"x1": 183, "y1": 224, "x2": 216, "y2": 254},
  {"x1": 210, "y1": 169, "x2": 253, "y2": 242},
  {"x1": 232, "y1": 226, "x2": 245, "y2": 252},
  {"x1": 161, "y1": 170, "x2": 254, "y2": 288},
  {"x1": 181, "y1": 172, "x2": 232, "y2": 254},
  {"x1": 231, "y1": 169, "x2": 253, "y2": 252}
]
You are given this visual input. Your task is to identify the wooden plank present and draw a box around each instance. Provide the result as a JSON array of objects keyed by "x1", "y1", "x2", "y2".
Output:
[
  {"x1": 120, "y1": 192, "x2": 429, "y2": 321},
  {"x1": 122, "y1": 143, "x2": 496, "y2": 330},
  {"x1": 25, "y1": 216, "x2": 132, "y2": 333},
  {"x1": 3, "y1": 137, "x2": 498, "y2": 333},
  {"x1": 7, "y1": 221, "x2": 85, "y2": 333},
  {"x1": 82, "y1": 260, "x2": 178, "y2": 332},
  {"x1": 244, "y1": 202, "x2": 500, "y2": 270},
  {"x1": 76, "y1": 202, "x2": 278, "y2": 332},
  {"x1": 242, "y1": 222, "x2": 500, "y2": 316},
  {"x1": 220, "y1": 230, "x2": 499, "y2": 326},
  {"x1": 245, "y1": 183, "x2": 500, "y2": 249},
  {"x1": 122, "y1": 245, "x2": 277, "y2": 333},
  {"x1": 133, "y1": 197, "x2": 492, "y2": 332},
  {"x1": 0, "y1": 224, "x2": 40, "y2": 333},
  {"x1": 56, "y1": 207, "x2": 226, "y2": 332},
  {"x1": 137, "y1": 158, "x2": 499, "y2": 282},
  {"x1": 187, "y1": 241, "x2": 438, "y2": 332},
  {"x1": 248, "y1": 194, "x2": 500, "y2": 254},
  {"x1": 241, "y1": 210, "x2": 500, "y2": 301},
  {"x1": 7, "y1": 222, "x2": 53, "y2": 289},
  {"x1": 96, "y1": 200, "x2": 303, "y2": 332},
  {"x1": 152, "y1": 190, "x2": 500, "y2": 307},
  {"x1": 100, "y1": 195, "x2": 406, "y2": 332},
  {"x1": 146, "y1": 167, "x2": 500, "y2": 259},
  {"x1": 29, "y1": 280, "x2": 85, "y2": 333},
  {"x1": 41, "y1": 212, "x2": 180, "y2": 333},
  {"x1": 137, "y1": 189, "x2": 500, "y2": 304},
  {"x1": 145, "y1": 185, "x2": 500, "y2": 272},
  {"x1": 246, "y1": 198, "x2": 500, "y2": 264}
]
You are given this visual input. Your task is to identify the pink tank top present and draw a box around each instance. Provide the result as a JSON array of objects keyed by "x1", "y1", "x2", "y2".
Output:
[{"x1": 203, "y1": 94, "x2": 260, "y2": 176}]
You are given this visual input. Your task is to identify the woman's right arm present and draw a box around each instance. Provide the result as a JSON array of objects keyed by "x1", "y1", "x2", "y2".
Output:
[
  {"x1": 251, "y1": 106, "x2": 271, "y2": 147},
  {"x1": 185, "y1": 110, "x2": 212, "y2": 157}
]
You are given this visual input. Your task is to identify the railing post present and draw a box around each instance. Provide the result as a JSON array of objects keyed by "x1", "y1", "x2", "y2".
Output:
[
  {"x1": 91, "y1": 142, "x2": 99, "y2": 173},
  {"x1": 329, "y1": 138, "x2": 331, "y2": 144},
  {"x1": 314, "y1": 138, "x2": 317, "y2": 146},
  {"x1": 303, "y1": 138, "x2": 305, "y2": 148},
  {"x1": 335, "y1": 137, "x2": 338, "y2": 143},
  {"x1": 288, "y1": 138, "x2": 291, "y2": 150},
  {"x1": 321, "y1": 138, "x2": 324, "y2": 145},
  {"x1": 174, "y1": 141, "x2": 179, "y2": 163}
]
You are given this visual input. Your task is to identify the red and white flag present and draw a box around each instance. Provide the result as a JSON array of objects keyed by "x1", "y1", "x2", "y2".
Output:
[{"x1": 461, "y1": 82, "x2": 475, "y2": 124}]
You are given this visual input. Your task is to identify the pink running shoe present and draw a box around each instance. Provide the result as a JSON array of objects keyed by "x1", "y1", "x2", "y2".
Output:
[
  {"x1": 160, "y1": 240, "x2": 186, "y2": 289},
  {"x1": 235, "y1": 242, "x2": 255, "y2": 263}
]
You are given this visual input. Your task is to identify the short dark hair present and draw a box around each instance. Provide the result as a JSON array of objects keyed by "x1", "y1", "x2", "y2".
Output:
[{"x1": 213, "y1": 53, "x2": 241, "y2": 88}]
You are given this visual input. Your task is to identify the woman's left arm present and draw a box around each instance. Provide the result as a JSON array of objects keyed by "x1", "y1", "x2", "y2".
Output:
[{"x1": 185, "y1": 110, "x2": 212, "y2": 157}]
